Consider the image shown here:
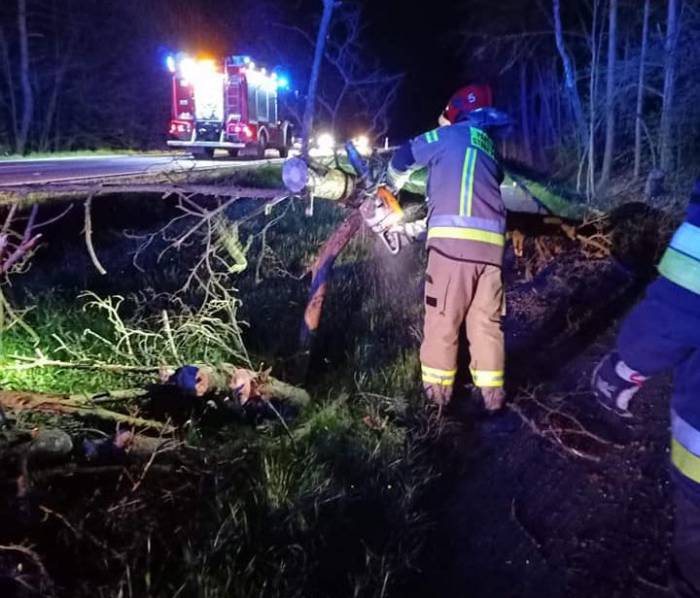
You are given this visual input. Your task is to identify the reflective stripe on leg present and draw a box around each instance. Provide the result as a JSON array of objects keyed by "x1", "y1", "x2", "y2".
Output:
[
  {"x1": 470, "y1": 369, "x2": 504, "y2": 388},
  {"x1": 672, "y1": 438, "x2": 700, "y2": 485},
  {"x1": 421, "y1": 364, "x2": 456, "y2": 386}
]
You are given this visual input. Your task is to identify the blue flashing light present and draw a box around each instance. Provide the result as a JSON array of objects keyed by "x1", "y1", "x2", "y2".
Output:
[
  {"x1": 166, "y1": 55, "x2": 176, "y2": 73},
  {"x1": 277, "y1": 76, "x2": 290, "y2": 90}
]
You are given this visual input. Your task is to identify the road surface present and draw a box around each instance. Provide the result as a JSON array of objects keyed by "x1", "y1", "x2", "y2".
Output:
[{"x1": 0, "y1": 153, "x2": 282, "y2": 186}]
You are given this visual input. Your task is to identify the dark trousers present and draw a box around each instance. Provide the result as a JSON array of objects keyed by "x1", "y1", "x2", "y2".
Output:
[{"x1": 672, "y1": 485, "x2": 700, "y2": 597}]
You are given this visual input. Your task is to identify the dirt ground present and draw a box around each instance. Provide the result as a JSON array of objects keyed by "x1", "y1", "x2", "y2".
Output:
[{"x1": 411, "y1": 329, "x2": 675, "y2": 598}]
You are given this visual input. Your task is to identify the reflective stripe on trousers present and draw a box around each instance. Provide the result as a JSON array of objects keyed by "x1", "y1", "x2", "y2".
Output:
[{"x1": 420, "y1": 251, "x2": 505, "y2": 405}]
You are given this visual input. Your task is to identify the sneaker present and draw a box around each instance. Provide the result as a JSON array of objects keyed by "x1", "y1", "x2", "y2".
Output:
[{"x1": 590, "y1": 353, "x2": 644, "y2": 418}]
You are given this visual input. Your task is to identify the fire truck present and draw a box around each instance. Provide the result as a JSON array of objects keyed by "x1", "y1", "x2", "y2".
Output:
[{"x1": 166, "y1": 54, "x2": 293, "y2": 159}]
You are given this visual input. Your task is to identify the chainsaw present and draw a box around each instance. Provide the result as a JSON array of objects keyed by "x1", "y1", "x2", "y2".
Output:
[
  {"x1": 281, "y1": 141, "x2": 406, "y2": 254},
  {"x1": 344, "y1": 140, "x2": 404, "y2": 254}
]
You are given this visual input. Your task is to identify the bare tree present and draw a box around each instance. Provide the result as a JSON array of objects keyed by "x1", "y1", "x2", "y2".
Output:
[
  {"x1": 281, "y1": 3, "x2": 401, "y2": 144},
  {"x1": 316, "y1": 4, "x2": 402, "y2": 140},
  {"x1": 659, "y1": 0, "x2": 681, "y2": 173},
  {"x1": 17, "y1": 0, "x2": 33, "y2": 154},
  {"x1": 301, "y1": 0, "x2": 335, "y2": 157},
  {"x1": 519, "y1": 60, "x2": 534, "y2": 165},
  {"x1": 582, "y1": 0, "x2": 603, "y2": 197},
  {"x1": 634, "y1": 0, "x2": 651, "y2": 180},
  {"x1": 0, "y1": 26, "x2": 19, "y2": 151},
  {"x1": 598, "y1": 0, "x2": 617, "y2": 190},
  {"x1": 552, "y1": 0, "x2": 585, "y2": 150}
]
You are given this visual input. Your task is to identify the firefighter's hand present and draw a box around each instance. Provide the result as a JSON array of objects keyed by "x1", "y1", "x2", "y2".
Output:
[{"x1": 389, "y1": 218, "x2": 427, "y2": 243}]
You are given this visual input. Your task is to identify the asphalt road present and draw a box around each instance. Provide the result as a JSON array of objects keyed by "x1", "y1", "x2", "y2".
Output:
[{"x1": 0, "y1": 153, "x2": 282, "y2": 186}]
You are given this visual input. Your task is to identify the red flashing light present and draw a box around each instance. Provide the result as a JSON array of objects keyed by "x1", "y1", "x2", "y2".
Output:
[
  {"x1": 169, "y1": 120, "x2": 192, "y2": 135},
  {"x1": 228, "y1": 123, "x2": 253, "y2": 138}
]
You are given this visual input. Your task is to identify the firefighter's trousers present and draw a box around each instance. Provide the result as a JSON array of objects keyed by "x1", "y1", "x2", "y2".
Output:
[
  {"x1": 672, "y1": 484, "x2": 700, "y2": 597},
  {"x1": 420, "y1": 250, "x2": 505, "y2": 405}
]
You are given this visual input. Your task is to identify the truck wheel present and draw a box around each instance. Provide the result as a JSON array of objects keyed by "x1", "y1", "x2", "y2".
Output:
[
  {"x1": 278, "y1": 145, "x2": 289, "y2": 158},
  {"x1": 228, "y1": 149, "x2": 239, "y2": 158},
  {"x1": 255, "y1": 134, "x2": 267, "y2": 159}
]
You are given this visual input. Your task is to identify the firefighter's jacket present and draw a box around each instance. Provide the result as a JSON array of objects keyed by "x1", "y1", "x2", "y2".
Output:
[
  {"x1": 616, "y1": 200, "x2": 700, "y2": 496},
  {"x1": 389, "y1": 119, "x2": 505, "y2": 265}
]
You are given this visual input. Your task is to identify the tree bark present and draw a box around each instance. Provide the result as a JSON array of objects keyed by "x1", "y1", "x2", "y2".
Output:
[
  {"x1": 598, "y1": 0, "x2": 618, "y2": 190},
  {"x1": 659, "y1": 0, "x2": 681, "y2": 173},
  {"x1": 300, "y1": 0, "x2": 335, "y2": 157},
  {"x1": 552, "y1": 0, "x2": 586, "y2": 150},
  {"x1": 634, "y1": 0, "x2": 651, "y2": 180},
  {"x1": 300, "y1": 209, "x2": 363, "y2": 348},
  {"x1": 17, "y1": 0, "x2": 33, "y2": 155}
]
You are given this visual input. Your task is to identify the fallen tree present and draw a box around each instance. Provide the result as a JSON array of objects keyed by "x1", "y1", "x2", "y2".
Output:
[{"x1": 0, "y1": 364, "x2": 310, "y2": 429}]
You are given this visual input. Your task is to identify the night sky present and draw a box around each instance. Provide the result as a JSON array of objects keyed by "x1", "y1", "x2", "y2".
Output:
[
  {"x1": 363, "y1": 0, "x2": 467, "y2": 139},
  {"x1": 0, "y1": 0, "x2": 588, "y2": 152}
]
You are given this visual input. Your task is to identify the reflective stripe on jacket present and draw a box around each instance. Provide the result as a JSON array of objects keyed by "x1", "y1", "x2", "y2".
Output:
[
  {"x1": 390, "y1": 120, "x2": 505, "y2": 265},
  {"x1": 615, "y1": 215, "x2": 700, "y2": 496}
]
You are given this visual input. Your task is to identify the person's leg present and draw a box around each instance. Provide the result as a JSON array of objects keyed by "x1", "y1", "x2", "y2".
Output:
[
  {"x1": 465, "y1": 264, "x2": 506, "y2": 411},
  {"x1": 420, "y1": 251, "x2": 468, "y2": 407},
  {"x1": 671, "y1": 484, "x2": 700, "y2": 597}
]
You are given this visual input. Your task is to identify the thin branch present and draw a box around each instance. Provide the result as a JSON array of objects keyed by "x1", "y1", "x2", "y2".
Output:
[{"x1": 84, "y1": 196, "x2": 107, "y2": 275}]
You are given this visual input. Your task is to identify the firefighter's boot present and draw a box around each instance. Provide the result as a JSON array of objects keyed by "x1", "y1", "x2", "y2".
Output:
[{"x1": 481, "y1": 387, "x2": 506, "y2": 412}]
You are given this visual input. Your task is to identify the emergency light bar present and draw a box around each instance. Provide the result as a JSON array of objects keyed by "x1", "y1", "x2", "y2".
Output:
[{"x1": 166, "y1": 53, "x2": 290, "y2": 91}]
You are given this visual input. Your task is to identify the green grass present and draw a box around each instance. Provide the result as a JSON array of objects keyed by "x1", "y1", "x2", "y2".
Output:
[
  {"x1": 0, "y1": 148, "x2": 176, "y2": 161},
  {"x1": 0, "y1": 193, "x2": 435, "y2": 598}
]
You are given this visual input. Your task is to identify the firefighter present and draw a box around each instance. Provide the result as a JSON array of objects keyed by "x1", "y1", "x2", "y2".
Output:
[
  {"x1": 387, "y1": 84, "x2": 508, "y2": 411},
  {"x1": 591, "y1": 181, "x2": 700, "y2": 597}
]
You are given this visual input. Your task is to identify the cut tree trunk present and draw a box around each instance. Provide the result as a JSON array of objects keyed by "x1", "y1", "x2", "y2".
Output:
[{"x1": 177, "y1": 364, "x2": 311, "y2": 408}]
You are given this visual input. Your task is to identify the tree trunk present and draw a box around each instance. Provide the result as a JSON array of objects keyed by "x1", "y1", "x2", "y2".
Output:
[
  {"x1": 519, "y1": 61, "x2": 534, "y2": 166},
  {"x1": 634, "y1": 0, "x2": 651, "y2": 180},
  {"x1": 17, "y1": 0, "x2": 33, "y2": 155},
  {"x1": 296, "y1": 209, "x2": 363, "y2": 381},
  {"x1": 598, "y1": 0, "x2": 618, "y2": 190},
  {"x1": 0, "y1": 27, "x2": 19, "y2": 151},
  {"x1": 0, "y1": 390, "x2": 173, "y2": 431},
  {"x1": 552, "y1": 0, "x2": 586, "y2": 150},
  {"x1": 585, "y1": 0, "x2": 602, "y2": 197},
  {"x1": 300, "y1": 0, "x2": 335, "y2": 157},
  {"x1": 659, "y1": 0, "x2": 681, "y2": 172}
]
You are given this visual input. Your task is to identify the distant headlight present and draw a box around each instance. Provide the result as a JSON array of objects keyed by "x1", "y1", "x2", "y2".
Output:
[
  {"x1": 353, "y1": 134, "x2": 371, "y2": 155},
  {"x1": 316, "y1": 132, "x2": 335, "y2": 153}
]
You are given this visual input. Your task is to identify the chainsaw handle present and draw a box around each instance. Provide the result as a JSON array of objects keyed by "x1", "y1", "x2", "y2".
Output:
[{"x1": 380, "y1": 230, "x2": 402, "y2": 255}]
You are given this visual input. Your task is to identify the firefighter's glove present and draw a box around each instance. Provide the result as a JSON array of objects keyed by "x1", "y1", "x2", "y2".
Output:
[
  {"x1": 389, "y1": 218, "x2": 427, "y2": 244},
  {"x1": 386, "y1": 162, "x2": 410, "y2": 194},
  {"x1": 361, "y1": 201, "x2": 399, "y2": 235},
  {"x1": 590, "y1": 352, "x2": 648, "y2": 418}
]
